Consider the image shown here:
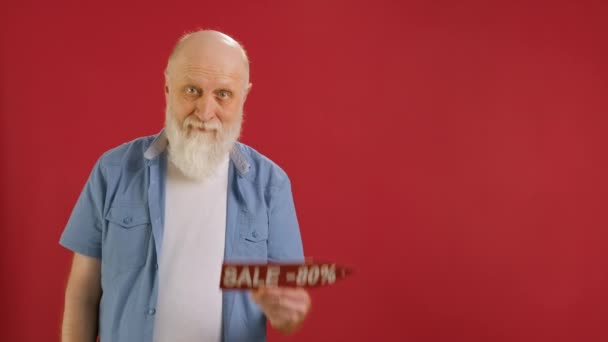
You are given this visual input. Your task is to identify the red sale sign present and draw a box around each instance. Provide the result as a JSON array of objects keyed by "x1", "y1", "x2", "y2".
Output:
[{"x1": 220, "y1": 262, "x2": 353, "y2": 289}]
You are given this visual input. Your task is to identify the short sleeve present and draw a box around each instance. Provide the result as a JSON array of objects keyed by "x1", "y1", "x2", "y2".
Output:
[
  {"x1": 267, "y1": 177, "x2": 304, "y2": 262},
  {"x1": 59, "y1": 158, "x2": 106, "y2": 258}
]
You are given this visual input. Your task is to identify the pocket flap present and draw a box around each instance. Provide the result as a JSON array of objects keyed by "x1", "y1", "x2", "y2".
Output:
[
  {"x1": 239, "y1": 212, "x2": 269, "y2": 242},
  {"x1": 241, "y1": 227, "x2": 269, "y2": 242},
  {"x1": 106, "y1": 206, "x2": 150, "y2": 228}
]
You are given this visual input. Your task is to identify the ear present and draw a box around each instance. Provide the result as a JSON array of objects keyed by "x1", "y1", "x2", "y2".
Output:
[
  {"x1": 243, "y1": 82, "x2": 253, "y2": 101},
  {"x1": 164, "y1": 70, "x2": 170, "y2": 94}
]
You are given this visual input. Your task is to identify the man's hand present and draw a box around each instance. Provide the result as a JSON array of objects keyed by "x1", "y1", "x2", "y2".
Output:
[{"x1": 251, "y1": 287, "x2": 311, "y2": 334}]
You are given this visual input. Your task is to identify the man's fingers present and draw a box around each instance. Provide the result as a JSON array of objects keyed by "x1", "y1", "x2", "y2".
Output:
[
  {"x1": 264, "y1": 301, "x2": 308, "y2": 327},
  {"x1": 254, "y1": 287, "x2": 310, "y2": 302},
  {"x1": 251, "y1": 287, "x2": 311, "y2": 334},
  {"x1": 277, "y1": 288, "x2": 310, "y2": 302},
  {"x1": 250, "y1": 288, "x2": 310, "y2": 313}
]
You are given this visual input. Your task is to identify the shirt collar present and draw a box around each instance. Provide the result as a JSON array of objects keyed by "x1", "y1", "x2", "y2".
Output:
[{"x1": 144, "y1": 129, "x2": 251, "y2": 176}]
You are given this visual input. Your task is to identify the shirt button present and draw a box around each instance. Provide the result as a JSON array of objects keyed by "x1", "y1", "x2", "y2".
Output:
[
  {"x1": 123, "y1": 217, "x2": 133, "y2": 224},
  {"x1": 148, "y1": 308, "x2": 156, "y2": 315},
  {"x1": 252, "y1": 231, "x2": 258, "y2": 238},
  {"x1": 155, "y1": 264, "x2": 159, "y2": 270}
]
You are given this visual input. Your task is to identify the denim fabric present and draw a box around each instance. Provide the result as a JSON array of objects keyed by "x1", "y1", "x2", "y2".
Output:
[{"x1": 60, "y1": 130, "x2": 304, "y2": 341}]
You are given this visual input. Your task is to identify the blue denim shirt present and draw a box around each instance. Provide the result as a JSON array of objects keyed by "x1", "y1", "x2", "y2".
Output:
[{"x1": 60, "y1": 131, "x2": 304, "y2": 342}]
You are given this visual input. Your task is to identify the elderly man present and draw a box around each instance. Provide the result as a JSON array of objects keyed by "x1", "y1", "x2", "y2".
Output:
[{"x1": 60, "y1": 30, "x2": 311, "y2": 342}]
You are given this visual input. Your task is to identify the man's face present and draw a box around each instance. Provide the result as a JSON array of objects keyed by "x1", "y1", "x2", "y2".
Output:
[
  {"x1": 164, "y1": 62, "x2": 249, "y2": 138},
  {"x1": 163, "y1": 39, "x2": 251, "y2": 180}
]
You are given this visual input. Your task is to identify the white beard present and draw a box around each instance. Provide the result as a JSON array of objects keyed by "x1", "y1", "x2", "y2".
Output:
[{"x1": 165, "y1": 109, "x2": 242, "y2": 181}]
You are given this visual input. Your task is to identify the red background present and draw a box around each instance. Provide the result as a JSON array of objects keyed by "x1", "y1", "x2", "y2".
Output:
[{"x1": 1, "y1": 0, "x2": 607, "y2": 341}]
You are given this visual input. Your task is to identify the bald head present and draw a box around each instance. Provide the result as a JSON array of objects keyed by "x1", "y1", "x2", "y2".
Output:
[{"x1": 165, "y1": 30, "x2": 250, "y2": 86}]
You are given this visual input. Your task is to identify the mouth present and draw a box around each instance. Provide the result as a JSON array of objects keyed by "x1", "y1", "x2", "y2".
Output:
[{"x1": 185, "y1": 126, "x2": 217, "y2": 138}]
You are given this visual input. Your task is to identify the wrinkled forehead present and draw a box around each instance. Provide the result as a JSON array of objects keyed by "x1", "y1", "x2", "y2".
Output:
[
  {"x1": 173, "y1": 66, "x2": 244, "y2": 90},
  {"x1": 174, "y1": 57, "x2": 246, "y2": 81}
]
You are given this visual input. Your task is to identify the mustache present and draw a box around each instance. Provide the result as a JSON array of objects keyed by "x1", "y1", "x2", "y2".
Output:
[{"x1": 183, "y1": 116, "x2": 221, "y2": 131}]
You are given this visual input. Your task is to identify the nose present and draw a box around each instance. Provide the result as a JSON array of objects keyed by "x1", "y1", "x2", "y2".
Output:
[{"x1": 193, "y1": 94, "x2": 217, "y2": 122}]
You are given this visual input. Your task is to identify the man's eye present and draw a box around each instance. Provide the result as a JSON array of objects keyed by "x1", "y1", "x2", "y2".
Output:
[
  {"x1": 217, "y1": 90, "x2": 232, "y2": 99},
  {"x1": 185, "y1": 87, "x2": 200, "y2": 95}
]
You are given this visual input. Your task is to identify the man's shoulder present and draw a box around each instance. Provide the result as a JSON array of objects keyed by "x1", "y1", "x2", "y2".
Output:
[
  {"x1": 234, "y1": 142, "x2": 291, "y2": 187},
  {"x1": 98, "y1": 134, "x2": 158, "y2": 169}
]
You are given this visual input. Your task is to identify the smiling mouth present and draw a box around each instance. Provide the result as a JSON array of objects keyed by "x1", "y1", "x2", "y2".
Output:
[{"x1": 185, "y1": 126, "x2": 217, "y2": 138}]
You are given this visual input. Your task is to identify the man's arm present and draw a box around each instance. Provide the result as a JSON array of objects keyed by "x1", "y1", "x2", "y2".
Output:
[
  {"x1": 253, "y1": 176, "x2": 311, "y2": 334},
  {"x1": 61, "y1": 253, "x2": 102, "y2": 342}
]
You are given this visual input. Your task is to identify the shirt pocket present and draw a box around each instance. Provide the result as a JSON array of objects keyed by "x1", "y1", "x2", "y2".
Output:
[
  {"x1": 103, "y1": 205, "x2": 151, "y2": 274},
  {"x1": 237, "y1": 210, "x2": 269, "y2": 260}
]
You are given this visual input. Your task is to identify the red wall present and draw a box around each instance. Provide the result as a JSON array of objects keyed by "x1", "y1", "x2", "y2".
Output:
[{"x1": 1, "y1": 1, "x2": 607, "y2": 341}]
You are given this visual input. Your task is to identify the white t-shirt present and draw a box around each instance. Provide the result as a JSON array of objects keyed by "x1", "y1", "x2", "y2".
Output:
[{"x1": 153, "y1": 156, "x2": 229, "y2": 342}]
